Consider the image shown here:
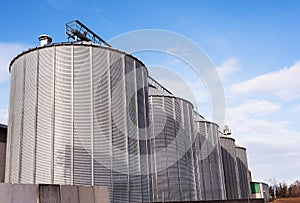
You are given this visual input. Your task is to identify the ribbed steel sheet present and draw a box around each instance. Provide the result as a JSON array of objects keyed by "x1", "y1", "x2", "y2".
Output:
[
  {"x1": 148, "y1": 91, "x2": 196, "y2": 202},
  {"x1": 220, "y1": 136, "x2": 241, "y2": 199},
  {"x1": 6, "y1": 42, "x2": 149, "y2": 203},
  {"x1": 193, "y1": 116, "x2": 226, "y2": 200},
  {"x1": 235, "y1": 146, "x2": 251, "y2": 199}
]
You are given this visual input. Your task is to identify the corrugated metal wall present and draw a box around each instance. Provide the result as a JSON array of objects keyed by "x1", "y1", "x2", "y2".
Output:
[
  {"x1": 6, "y1": 43, "x2": 149, "y2": 203},
  {"x1": 235, "y1": 146, "x2": 251, "y2": 199},
  {"x1": 193, "y1": 118, "x2": 226, "y2": 200},
  {"x1": 148, "y1": 93, "x2": 196, "y2": 202},
  {"x1": 220, "y1": 136, "x2": 241, "y2": 200}
]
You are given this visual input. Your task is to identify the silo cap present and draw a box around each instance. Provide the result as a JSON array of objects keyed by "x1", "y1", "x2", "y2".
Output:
[{"x1": 38, "y1": 34, "x2": 52, "y2": 46}]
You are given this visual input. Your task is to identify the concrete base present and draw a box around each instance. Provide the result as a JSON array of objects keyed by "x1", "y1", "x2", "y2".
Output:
[
  {"x1": 11, "y1": 184, "x2": 38, "y2": 203},
  {"x1": 151, "y1": 199, "x2": 265, "y2": 203},
  {"x1": 79, "y1": 185, "x2": 94, "y2": 203},
  {"x1": 0, "y1": 183, "x2": 11, "y2": 203},
  {"x1": 0, "y1": 183, "x2": 109, "y2": 203},
  {"x1": 60, "y1": 185, "x2": 79, "y2": 203},
  {"x1": 94, "y1": 186, "x2": 109, "y2": 203}
]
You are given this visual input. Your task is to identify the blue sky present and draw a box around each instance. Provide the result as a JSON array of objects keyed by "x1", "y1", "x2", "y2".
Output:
[{"x1": 1, "y1": 0, "x2": 300, "y2": 185}]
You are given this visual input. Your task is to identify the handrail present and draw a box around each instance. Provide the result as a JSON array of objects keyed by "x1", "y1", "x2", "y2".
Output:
[{"x1": 65, "y1": 20, "x2": 111, "y2": 46}]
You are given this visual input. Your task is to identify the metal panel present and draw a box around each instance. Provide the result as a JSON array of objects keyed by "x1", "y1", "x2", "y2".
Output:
[
  {"x1": 193, "y1": 119, "x2": 225, "y2": 201},
  {"x1": 35, "y1": 47, "x2": 54, "y2": 183},
  {"x1": 220, "y1": 136, "x2": 240, "y2": 200},
  {"x1": 165, "y1": 98, "x2": 180, "y2": 202},
  {"x1": 137, "y1": 61, "x2": 149, "y2": 203},
  {"x1": 148, "y1": 94, "x2": 195, "y2": 202},
  {"x1": 5, "y1": 60, "x2": 17, "y2": 182},
  {"x1": 125, "y1": 56, "x2": 141, "y2": 203},
  {"x1": 93, "y1": 48, "x2": 111, "y2": 188},
  {"x1": 11, "y1": 57, "x2": 25, "y2": 183},
  {"x1": 73, "y1": 45, "x2": 92, "y2": 185},
  {"x1": 21, "y1": 51, "x2": 37, "y2": 183},
  {"x1": 110, "y1": 51, "x2": 128, "y2": 203},
  {"x1": 236, "y1": 146, "x2": 251, "y2": 199},
  {"x1": 53, "y1": 46, "x2": 72, "y2": 184}
]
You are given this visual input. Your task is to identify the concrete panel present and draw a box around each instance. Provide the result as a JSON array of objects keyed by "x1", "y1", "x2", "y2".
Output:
[
  {"x1": 11, "y1": 184, "x2": 38, "y2": 203},
  {"x1": 39, "y1": 184, "x2": 61, "y2": 203},
  {"x1": 79, "y1": 185, "x2": 94, "y2": 203},
  {"x1": 0, "y1": 142, "x2": 6, "y2": 182},
  {"x1": 60, "y1": 185, "x2": 79, "y2": 203},
  {"x1": 0, "y1": 183, "x2": 11, "y2": 203},
  {"x1": 94, "y1": 186, "x2": 109, "y2": 203}
]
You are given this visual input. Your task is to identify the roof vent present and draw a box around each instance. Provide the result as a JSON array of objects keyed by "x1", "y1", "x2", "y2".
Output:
[
  {"x1": 38, "y1": 34, "x2": 52, "y2": 46},
  {"x1": 222, "y1": 125, "x2": 232, "y2": 135}
]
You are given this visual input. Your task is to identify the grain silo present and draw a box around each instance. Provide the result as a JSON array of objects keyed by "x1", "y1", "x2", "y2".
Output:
[
  {"x1": 6, "y1": 41, "x2": 150, "y2": 203},
  {"x1": 193, "y1": 112, "x2": 226, "y2": 200},
  {"x1": 5, "y1": 19, "x2": 256, "y2": 203},
  {"x1": 235, "y1": 145, "x2": 251, "y2": 199},
  {"x1": 148, "y1": 85, "x2": 196, "y2": 202},
  {"x1": 219, "y1": 135, "x2": 241, "y2": 199}
]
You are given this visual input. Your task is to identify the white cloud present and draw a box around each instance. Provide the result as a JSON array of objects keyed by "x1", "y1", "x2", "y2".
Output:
[
  {"x1": 231, "y1": 61, "x2": 300, "y2": 100},
  {"x1": 225, "y1": 99, "x2": 300, "y2": 147},
  {"x1": 0, "y1": 108, "x2": 7, "y2": 124},
  {"x1": 216, "y1": 57, "x2": 240, "y2": 80},
  {"x1": 225, "y1": 99, "x2": 300, "y2": 184},
  {"x1": 228, "y1": 99, "x2": 281, "y2": 118},
  {"x1": 0, "y1": 42, "x2": 30, "y2": 84}
]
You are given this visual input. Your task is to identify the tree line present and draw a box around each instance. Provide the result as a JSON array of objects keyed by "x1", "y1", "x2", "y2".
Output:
[{"x1": 269, "y1": 180, "x2": 300, "y2": 198}]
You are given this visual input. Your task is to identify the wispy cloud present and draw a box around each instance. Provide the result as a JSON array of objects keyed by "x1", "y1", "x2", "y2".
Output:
[
  {"x1": 231, "y1": 61, "x2": 300, "y2": 100},
  {"x1": 225, "y1": 98, "x2": 300, "y2": 184},
  {"x1": 228, "y1": 99, "x2": 281, "y2": 118},
  {"x1": 216, "y1": 57, "x2": 240, "y2": 81},
  {"x1": 0, "y1": 42, "x2": 30, "y2": 84}
]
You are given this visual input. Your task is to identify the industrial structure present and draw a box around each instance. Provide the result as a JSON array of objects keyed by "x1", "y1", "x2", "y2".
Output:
[
  {"x1": 251, "y1": 182, "x2": 270, "y2": 202},
  {"x1": 5, "y1": 20, "x2": 258, "y2": 202},
  {"x1": 236, "y1": 145, "x2": 251, "y2": 199},
  {"x1": 148, "y1": 86, "x2": 197, "y2": 201},
  {"x1": 219, "y1": 136, "x2": 241, "y2": 200},
  {"x1": 6, "y1": 41, "x2": 151, "y2": 202},
  {"x1": 193, "y1": 112, "x2": 226, "y2": 200},
  {"x1": 0, "y1": 124, "x2": 7, "y2": 182}
]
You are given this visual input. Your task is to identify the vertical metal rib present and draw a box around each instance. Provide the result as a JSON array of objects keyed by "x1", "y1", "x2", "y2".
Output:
[
  {"x1": 90, "y1": 46, "x2": 94, "y2": 186},
  {"x1": 18, "y1": 56, "x2": 26, "y2": 182},
  {"x1": 122, "y1": 55, "x2": 130, "y2": 199},
  {"x1": 107, "y1": 49, "x2": 113, "y2": 202},
  {"x1": 51, "y1": 46, "x2": 56, "y2": 184},
  {"x1": 71, "y1": 45, "x2": 74, "y2": 185},
  {"x1": 133, "y1": 60, "x2": 142, "y2": 201},
  {"x1": 33, "y1": 50, "x2": 39, "y2": 184}
]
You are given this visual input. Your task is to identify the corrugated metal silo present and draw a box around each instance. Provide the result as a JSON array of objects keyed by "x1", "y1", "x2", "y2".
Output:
[
  {"x1": 235, "y1": 145, "x2": 251, "y2": 199},
  {"x1": 148, "y1": 86, "x2": 196, "y2": 202},
  {"x1": 193, "y1": 112, "x2": 226, "y2": 200},
  {"x1": 220, "y1": 136, "x2": 241, "y2": 199},
  {"x1": 6, "y1": 42, "x2": 150, "y2": 203}
]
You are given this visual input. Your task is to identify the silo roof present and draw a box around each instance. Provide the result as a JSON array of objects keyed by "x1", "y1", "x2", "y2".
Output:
[
  {"x1": 149, "y1": 85, "x2": 173, "y2": 97},
  {"x1": 9, "y1": 41, "x2": 148, "y2": 75}
]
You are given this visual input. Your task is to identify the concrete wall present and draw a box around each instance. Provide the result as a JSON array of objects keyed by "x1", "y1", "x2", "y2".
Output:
[
  {"x1": 0, "y1": 183, "x2": 109, "y2": 203},
  {"x1": 151, "y1": 199, "x2": 264, "y2": 203}
]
